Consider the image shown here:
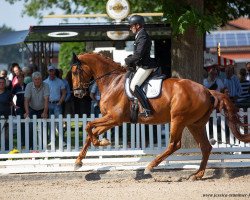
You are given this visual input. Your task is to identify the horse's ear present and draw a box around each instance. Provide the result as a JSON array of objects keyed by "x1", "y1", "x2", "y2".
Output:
[{"x1": 71, "y1": 52, "x2": 81, "y2": 65}]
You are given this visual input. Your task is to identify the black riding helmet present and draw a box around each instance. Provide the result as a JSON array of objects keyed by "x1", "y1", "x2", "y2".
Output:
[{"x1": 128, "y1": 15, "x2": 145, "y2": 26}]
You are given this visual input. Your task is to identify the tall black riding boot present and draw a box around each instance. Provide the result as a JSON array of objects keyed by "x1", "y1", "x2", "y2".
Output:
[{"x1": 134, "y1": 85, "x2": 152, "y2": 117}]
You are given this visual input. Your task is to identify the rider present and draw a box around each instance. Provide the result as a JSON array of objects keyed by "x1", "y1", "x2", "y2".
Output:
[{"x1": 124, "y1": 15, "x2": 157, "y2": 117}]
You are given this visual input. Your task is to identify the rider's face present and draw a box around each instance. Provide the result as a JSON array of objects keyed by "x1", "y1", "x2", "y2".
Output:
[{"x1": 130, "y1": 24, "x2": 138, "y2": 34}]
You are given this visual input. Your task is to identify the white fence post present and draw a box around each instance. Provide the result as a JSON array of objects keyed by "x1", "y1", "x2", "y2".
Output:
[
  {"x1": 122, "y1": 122, "x2": 127, "y2": 149},
  {"x1": 130, "y1": 123, "x2": 135, "y2": 149},
  {"x1": 42, "y1": 118, "x2": 47, "y2": 151},
  {"x1": 9, "y1": 116, "x2": 14, "y2": 151},
  {"x1": 115, "y1": 126, "x2": 119, "y2": 150},
  {"x1": 74, "y1": 114, "x2": 79, "y2": 151},
  {"x1": 0, "y1": 116, "x2": 6, "y2": 152},
  {"x1": 66, "y1": 114, "x2": 71, "y2": 152},
  {"x1": 50, "y1": 115, "x2": 56, "y2": 151},
  {"x1": 58, "y1": 114, "x2": 64, "y2": 151}
]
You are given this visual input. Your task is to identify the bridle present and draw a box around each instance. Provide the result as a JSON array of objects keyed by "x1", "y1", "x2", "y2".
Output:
[
  {"x1": 71, "y1": 60, "x2": 91, "y2": 91},
  {"x1": 71, "y1": 60, "x2": 121, "y2": 90}
]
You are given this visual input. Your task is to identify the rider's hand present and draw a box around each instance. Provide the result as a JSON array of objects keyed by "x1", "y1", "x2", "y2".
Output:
[{"x1": 122, "y1": 64, "x2": 128, "y2": 69}]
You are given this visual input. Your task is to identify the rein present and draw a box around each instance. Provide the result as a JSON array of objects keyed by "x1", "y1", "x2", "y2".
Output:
[{"x1": 88, "y1": 68, "x2": 121, "y2": 85}]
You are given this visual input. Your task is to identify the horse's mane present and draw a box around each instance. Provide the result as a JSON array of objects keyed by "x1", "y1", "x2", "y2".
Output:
[{"x1": 79, "y1": 52, "x2": 124, "y2": 71}]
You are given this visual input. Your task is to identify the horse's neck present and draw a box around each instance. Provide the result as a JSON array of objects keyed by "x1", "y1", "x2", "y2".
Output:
[
  {"x1": 83, "y1": 54, "x2": 124, "y2": 93},
  {"x1": 95, "y1": 72, "x2": 125, "y2": 95}
]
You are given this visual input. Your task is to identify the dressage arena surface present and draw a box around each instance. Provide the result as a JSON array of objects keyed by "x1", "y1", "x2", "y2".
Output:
[{"x1": 0, "y1": 168, "x2": 250, "y2": 200}]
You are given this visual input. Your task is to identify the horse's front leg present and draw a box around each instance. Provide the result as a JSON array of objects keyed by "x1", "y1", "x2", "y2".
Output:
[
  {"x1": 74, "y1": 135, "x2": 91, "y2": 169},
  {"x1": 74, "y1": 115, "x2": 118, "y2": 170},
  {"x1": 87, "y1": 114, "x2": 119, "y2": 146},
  {"x1": 85, "y1": 121, "x2": 101, "y2": 146}
]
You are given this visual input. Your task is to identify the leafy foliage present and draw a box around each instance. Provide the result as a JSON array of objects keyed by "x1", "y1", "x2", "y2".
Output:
[
  {"x1": 5, "y1": 0, "x2": 162, "y2": 22},
  {"x1": 163, "y1": 0, "x2": 250, "y2": 36},
  {"x1": 58, "y1": 42, "x2": 85, "y2": 77}
]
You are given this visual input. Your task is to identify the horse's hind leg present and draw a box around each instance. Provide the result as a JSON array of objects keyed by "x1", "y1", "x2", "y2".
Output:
[
  {"x1": 145, "y1": 121, "x2": 184, "y2": 174},
  {"x1": 187, "y1": 124, "x2": 212, "y2": 180}
]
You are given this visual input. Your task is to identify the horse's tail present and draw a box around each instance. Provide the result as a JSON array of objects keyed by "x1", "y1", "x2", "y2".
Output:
[{"x1": 209, "y1": 90, "x2": 250, "y2": 143}]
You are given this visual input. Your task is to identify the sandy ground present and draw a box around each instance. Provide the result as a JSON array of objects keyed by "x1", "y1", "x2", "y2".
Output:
[{"x1": 0, "y1": 168, "x2": 250, "y2": 200}]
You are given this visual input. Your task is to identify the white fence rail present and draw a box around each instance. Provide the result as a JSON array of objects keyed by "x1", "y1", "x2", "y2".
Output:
[{"x1": 0, "y1": 109, "x2": 250, "y2": 174}]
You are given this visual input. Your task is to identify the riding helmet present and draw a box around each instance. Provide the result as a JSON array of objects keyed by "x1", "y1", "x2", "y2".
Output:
[{"x1": 128, "y1": 15, "x2": 145, "y2": 26}]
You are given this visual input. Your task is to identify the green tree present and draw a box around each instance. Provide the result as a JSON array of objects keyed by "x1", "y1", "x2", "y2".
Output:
[{"x1": 58, "y1": 42, "x2": 86, "y2": 77}]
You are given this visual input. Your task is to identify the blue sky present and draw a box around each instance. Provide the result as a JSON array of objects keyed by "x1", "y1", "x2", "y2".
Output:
[
  {"x1": 0, "y1": 1, "x2": 50, "y2": 30},
  {"x1": 0, "y1": 1, "x2": 97, "y2": 31}
]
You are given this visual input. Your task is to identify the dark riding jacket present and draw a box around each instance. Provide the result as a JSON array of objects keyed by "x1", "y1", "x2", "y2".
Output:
[{"x1": 125, "y1": 28, "x2": 157, "y2": 69}]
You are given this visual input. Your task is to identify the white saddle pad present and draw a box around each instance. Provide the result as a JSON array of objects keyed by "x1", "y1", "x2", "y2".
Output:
[{"x1": 125, "y1": 78, "x2": 163, "y2": 99}]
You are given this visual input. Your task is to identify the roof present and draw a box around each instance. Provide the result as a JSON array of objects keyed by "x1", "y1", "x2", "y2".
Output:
[
  {"x1": 206, "y1": 30, "x2": 250, "y2": 48},
  {"x1": 0, "y1": 23, "x2": 171, "y2": 46},
  {"x1": 227, "y1": 18, "x2": 250, "y2": 30},
  {"x1": 209, "y1": 46, "x2": 250, "y2": 53},
  {"x1": 221, "y1": 53, "x2": 250, "y2": 63},
  {"x1": 0, "y1": 30, "x2": 29, "y2": 46}
]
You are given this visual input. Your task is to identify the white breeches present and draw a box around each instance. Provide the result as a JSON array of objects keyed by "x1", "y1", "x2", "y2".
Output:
[{"x1": 130, "y1": 67, "x2": 154, "y2": 92}]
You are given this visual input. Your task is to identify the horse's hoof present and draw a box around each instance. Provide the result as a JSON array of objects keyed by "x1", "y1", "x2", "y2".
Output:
[
  {"x1": 100, "y1": 138, "x2": 111, "y2": 146},
  {"x1": 189, "y1": 175, "x2": 197, "y2": 181},
  {"x1": 74, "y1": 162, "x2": 82, "y2": 170},
  {"x1": 188, "y1": 174, "x2": 201, "y2": 181},
  {"x1": 144, "y1": 167, "x2": 152, "y2": 175}
]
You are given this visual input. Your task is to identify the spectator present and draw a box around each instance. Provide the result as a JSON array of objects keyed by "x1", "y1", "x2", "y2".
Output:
[
  {"x1": 44, "y1": 65, "x2": 66, "y2": 118},
  {"x1": 12, "y1": 72, "x2": 26, "y2": 147},
  {"x1": 24, "y1": 72, "x2": 49, "y2": 118},
  {"x1": 0, "y1": 77, "x2": 12, "y2": 113},
  {"x1": 237, "y1": 68, "x2": 250, "y2": 104},
  {"x1": 90, "y1": 81, "x2": 101, "y2": 117},
  {"x1": 12, "y1": 73, "x2": 26, "y2": 116},
  {"x1": 246, "y1": 62, "x2": 250, "y2": 81},
  {"x1": 65, "y1": 70, "x2": 75, "y2": 116},
  {"x1": 217, "y1": 65, "x2": 226, "y2": 81},
  {"x1": 203, "y1": 67, "x2": 224, "y2": 92},
  {"x1": 0, "y1": 77, "x2": 13, "y2": 150},
  {"x1": 203, "y1": 66, "x2": 224, "y2": 141},
  {"x1": 24, "y1": 72, "x2": 49, "y2": 149},
  {"x1": 57, "y1": 69, "x2": 71, "y2": 117},
  {"x1": 11, "y1": 63, "x2": 22, "y2": 88},
  {"x1": 0, "y1": 69, "x2": 11, "y2": 91},
  {"x1": 22, "y1": 67, "x2": 32, "y2": 84},
  {"x1": 8, "y1": 63, "x2": 18, "y2": 81},
  {"x1": 74, "y1": 91, "x2": 92, "y2": 117},
  {"x1": 223, "y1": 65, "x2": 241, "y2": 102}
]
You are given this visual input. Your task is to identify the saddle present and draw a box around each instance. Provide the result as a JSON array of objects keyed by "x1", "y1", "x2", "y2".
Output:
[
  {"x1": 124, "y1": 68, "x2": 166, "y2": 123},
  {"x1": 125, "y1": 68, "x2": 167, "y2": 100}
]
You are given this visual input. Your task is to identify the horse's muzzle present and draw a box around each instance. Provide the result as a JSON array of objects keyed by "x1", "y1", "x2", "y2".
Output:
[{"x1": 73, "y1": 89, "x2": 87, "y2": 98}]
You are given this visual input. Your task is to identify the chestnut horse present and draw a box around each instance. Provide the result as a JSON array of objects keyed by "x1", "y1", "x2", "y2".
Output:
[{"x1": 71, "y1": 52, "x2": 250, "y2": 180}]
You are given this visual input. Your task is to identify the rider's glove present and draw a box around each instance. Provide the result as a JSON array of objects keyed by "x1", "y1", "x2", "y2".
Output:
[{"x1": 122, "y1": 64, "x2": 128, "y2": 69}]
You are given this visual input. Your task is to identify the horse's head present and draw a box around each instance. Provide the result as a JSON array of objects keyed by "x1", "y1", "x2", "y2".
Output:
[{"x1": 71, "y1": 53, "x2": 92, "y2": 98}]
